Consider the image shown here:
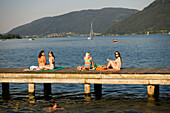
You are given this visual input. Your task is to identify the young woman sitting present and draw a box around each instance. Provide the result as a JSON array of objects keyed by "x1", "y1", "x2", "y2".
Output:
[
  {"x1": 77, "y1": 52, "x2": 94, "y2": 70},
  {"x1": 106, "y1": 51, "x2": 121, "y2": 71},
  {"x1": 43, "y1": 51, "x2": 55, "y2": 70},
  {"x1": 38, "y1": 50, "x2": 46, "y2": 69}
]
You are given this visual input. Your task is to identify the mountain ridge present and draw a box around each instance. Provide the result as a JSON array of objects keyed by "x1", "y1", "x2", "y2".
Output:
[
  {"x1": 106, "y1": 0, "x2": 170, "y2": 35},
  {"x1": 8, "y1": 8, "x2": 138, "y2": 36}
]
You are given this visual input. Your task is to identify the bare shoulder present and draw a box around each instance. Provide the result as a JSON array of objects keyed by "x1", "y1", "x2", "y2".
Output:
[{"x1": 42, "y1": 56, "x2": 46, "y2": 59}]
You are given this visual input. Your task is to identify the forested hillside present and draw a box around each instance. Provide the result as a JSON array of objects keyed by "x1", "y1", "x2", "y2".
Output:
[
  {"x1": 8, "y1": 8, "x2": 138, "y2": 36},
  {"x1": 106, "y1": 0, "x2": 170, "y2": 35}
]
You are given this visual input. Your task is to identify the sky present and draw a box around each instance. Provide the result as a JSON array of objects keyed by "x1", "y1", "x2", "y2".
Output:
[{"x1": 0, "y1": 0, "x2": 155, "y2": 34}]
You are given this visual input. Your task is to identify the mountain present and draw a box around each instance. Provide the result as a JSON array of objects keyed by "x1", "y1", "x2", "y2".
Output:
[
  {"x1": 8, "y1": 8, "x2": 138, "y2": 36},
  {"x1": 106, "y1": 0, "x2": 170, "y2": 35}
]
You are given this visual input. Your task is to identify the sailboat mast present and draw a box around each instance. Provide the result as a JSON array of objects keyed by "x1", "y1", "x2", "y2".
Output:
[
  {"x1": 90, "y1": 22, "x2": 93, "y2": 37},
  {"x1": 88, "y1": 22, "x2": 93, "y2": 40}
]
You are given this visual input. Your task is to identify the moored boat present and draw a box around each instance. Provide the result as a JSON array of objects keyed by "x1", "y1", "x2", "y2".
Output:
[{"x1": 29, "y1": 38, "x2": 35, "y2": 40}]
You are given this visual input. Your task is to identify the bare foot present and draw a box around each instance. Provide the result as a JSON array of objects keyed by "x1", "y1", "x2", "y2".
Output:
[{"x1": 77, "y1": 66, "x2": 82, "y2": 70}]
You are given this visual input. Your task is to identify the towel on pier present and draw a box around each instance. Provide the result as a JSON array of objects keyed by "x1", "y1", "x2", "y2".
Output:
[{"x1": 38, "y1": 67, "x2": 66, "y2": 71}]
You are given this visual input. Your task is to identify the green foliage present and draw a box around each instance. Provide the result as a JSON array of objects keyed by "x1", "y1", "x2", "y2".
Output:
[
  {"x1": 8, "y1": 8, "x2": 137, "y2": 36},
  {"x1": 0, "y1": 34, "x2": 22, "y2": 39},
  {"x1": 106, "y1": 0, "x2": 170, "y2": 35}
]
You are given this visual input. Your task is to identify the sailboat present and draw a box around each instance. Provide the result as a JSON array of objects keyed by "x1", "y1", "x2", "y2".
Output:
[{"x1": 88, "y1": 22, "x2": 93, "y2": 40}]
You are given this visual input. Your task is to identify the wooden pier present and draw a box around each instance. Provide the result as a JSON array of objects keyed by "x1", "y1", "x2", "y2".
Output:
[{"x1": 0, "y1": 68, "x2": 170, "y2": 98}]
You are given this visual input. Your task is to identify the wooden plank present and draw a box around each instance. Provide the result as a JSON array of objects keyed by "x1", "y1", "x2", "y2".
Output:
[
  {"x1": 148, "y1": 68, "x2": 170, "y2": 74},
  {"x1": 0, "y1": 68, "x2": 170, "y2": 74},
  {"x1": 0, "y1": 78, "x2": 86, "y2": 83},
  {"x1": 115, "y1": 68, "x2": 133, "y2": 73},
  {"x1": 140, "y1": 68, "x2": 156, "y2": 73},
  {"x1": 101, "y1": 74, "x2": 170, "y2": 79},
  {"x1": 0, "y1": 78, "x2": 169, "y2": 85},
  {"x1": 0, "y1": 68, "x2": 170, "y2": 85},
  {"x1": 0, "y1": 73, "x2": 169, "y2": 79}
]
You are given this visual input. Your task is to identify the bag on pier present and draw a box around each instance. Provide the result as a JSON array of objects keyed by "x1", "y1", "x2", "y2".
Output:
[
  {"x1": 95, "y1": 64, "x2": 106, "y2": 71},
  {"x1": 29, "y1": 66, "x2": 38, "y2": 70}
]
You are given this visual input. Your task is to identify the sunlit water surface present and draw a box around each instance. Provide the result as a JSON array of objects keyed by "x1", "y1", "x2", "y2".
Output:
[{"x1": 0, "y1": 34, "x2": 170, "y2": 112}]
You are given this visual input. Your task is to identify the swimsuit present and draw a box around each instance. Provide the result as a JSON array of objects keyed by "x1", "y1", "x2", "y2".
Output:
[
  {"x1": 49, "y1": 65, "x2": 54, "y2": 69},
  {"x1": 110, "y1": 59, "x2": 120, "y2": 69},
  {"x1": 49, "y1": 58, "x2": 55, "y2": 69},
  {"x1": 85, "y1": 57, "x2": 91, "y2": 62},
  {"x1": 84, "y1": 58, "x2": 92, "y2": 67}
]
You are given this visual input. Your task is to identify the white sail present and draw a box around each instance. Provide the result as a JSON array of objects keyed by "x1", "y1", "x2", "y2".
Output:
[{"x1": 88, "y1": 22, "x2": 93, "y2": 40}]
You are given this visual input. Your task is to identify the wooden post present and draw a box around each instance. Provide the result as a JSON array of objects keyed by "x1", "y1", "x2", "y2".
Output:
[
  {"x1": 29, "y1": 93, "x2": 35, "y2": 103},
  {"x1": 94, "y1": 84, "x2": 102, "y2": 92},
  {"x1": 28, "y1": 83, "x2": 35, "y2": 93},
  {"x1": 94, "y1": 84, "x2": 102, "y2": 100},
  {"x1": 84, "y1": 83, "x2": 90, "y2": 94},
  {"x1": 44, "y1": 83, "x2": 51, "y2": 96},
  {"x1": 2, "y1": 83, "x2": 9, "y2": 97},
  {"x1": 85, "y1": 94, "x2": 91, "y2": 101},
  {"x1": 147, "y1": 85, "x2": 159, "y2": 97}
]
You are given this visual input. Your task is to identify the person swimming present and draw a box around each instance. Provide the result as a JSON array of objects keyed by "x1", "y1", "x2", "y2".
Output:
[{"x1": 43, "y1": 102, "x2": 64, "y2": 112}]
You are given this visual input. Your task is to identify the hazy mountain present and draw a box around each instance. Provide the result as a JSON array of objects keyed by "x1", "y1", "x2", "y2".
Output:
[
  {"x1": 8, "y1": 8, "x2": 138, "y2": 36},
  {"x1": 106, "y1": 0, "x2": 170, "y2": 35}
]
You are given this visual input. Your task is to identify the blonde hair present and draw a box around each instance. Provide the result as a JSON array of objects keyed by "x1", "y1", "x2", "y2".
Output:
[{"x1": 86, "y1": 52, "x2": 90, "y2": 57}]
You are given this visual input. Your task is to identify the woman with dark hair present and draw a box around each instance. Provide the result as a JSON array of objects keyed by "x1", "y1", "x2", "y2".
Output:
[
  {"x1": 43, "y1": 51, "x2": 55, "y2": 69},
  {"x1": 23, "y1": 50, "x2": 46, "y2": 71},
  {"x1": 38, "y1": 50, "x2": 46, "y2": 69},
  {"x1": 106, "y1": 51, "x2": 121, "y2": 70}
]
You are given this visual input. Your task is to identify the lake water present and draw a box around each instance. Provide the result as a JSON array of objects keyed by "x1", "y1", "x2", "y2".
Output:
[{"x1": 0, "y1": 34, "x2": 170, "y2": 112}]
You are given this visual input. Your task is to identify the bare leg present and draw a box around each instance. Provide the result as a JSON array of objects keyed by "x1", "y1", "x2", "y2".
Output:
[
  {"x1": 42, "y1": 65, "x2": 51, "y2": 70},
  {"x1": 107, "y1": 61, "x2": 115, "y2": 68},
  {"x1": 109, "y1": 61, "x2": 119, "y2": 70},
  {"x1": 107, "y1": 61, "x2": 111, "y2": 68},
  {"x1": 107, "y1": 60, "x2": 115, "y2": 68},
  {"x1": 23, "y1": 68, "x2": 29, "y2": 71},
  {"x1": 84, "y1": 66, "x2": 90, "y2": 70}
]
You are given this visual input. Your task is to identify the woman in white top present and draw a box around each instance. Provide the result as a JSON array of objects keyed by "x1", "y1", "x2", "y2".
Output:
[{"x1": 107, "y1": 51, "x2": 121, "y2": 70}]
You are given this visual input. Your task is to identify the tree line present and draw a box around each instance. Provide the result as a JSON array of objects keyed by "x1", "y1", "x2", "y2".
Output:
[{"x1": 0, "y1": 34, "x2": 22, "y2": 39}]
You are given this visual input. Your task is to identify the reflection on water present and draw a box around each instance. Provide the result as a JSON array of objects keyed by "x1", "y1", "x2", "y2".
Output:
[
  {"x1": 0, "y1": 34, "x2": 170, "y2": 112},
  {"x1": 0, "y1": 93, "x2": 169, "y2": 112},
  {"x1": 0, "y1": 83, "x2": 170, "y2": 112}
]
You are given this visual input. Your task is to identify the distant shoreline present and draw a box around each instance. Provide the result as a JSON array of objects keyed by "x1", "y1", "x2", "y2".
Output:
[
  {"x1": 0, "y1": 34, "x2": 22, "y2": 40},
  {"x1": 21, "y1": 33, "x2": 170, "y2": 39}
]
